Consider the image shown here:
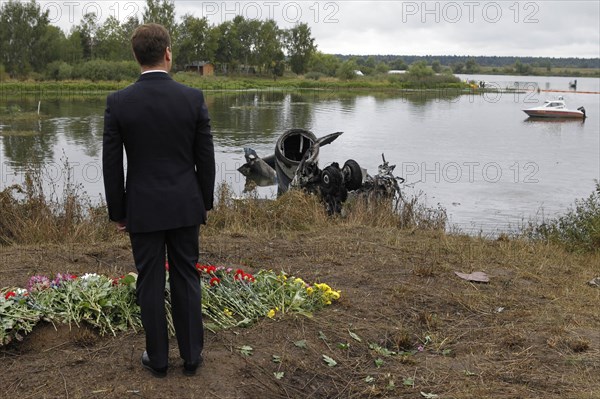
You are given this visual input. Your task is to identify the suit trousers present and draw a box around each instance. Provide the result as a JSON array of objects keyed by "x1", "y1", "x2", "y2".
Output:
[{"x1": 129, "y1": 225, "x2": 204, "y2": 369}]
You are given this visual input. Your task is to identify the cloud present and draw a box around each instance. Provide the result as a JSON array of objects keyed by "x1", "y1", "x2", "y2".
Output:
[
  {"x1": 37, "y1": 0, "x2": 599, "y2": 58},
  {"x1": 306, "y1": 0, "x2": 600, "y2": 57}
]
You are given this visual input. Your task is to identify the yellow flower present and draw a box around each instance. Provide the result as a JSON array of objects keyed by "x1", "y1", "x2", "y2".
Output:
[
  {"x1": 223, "y1": 308, "x2": 233, "y2": 317},
  {"x1": 267, "y1": 308, "x2": 276, "y2": 319},
  {"x1": 331, "y1": 290, "x2": 341, "y2": 300},
  {"x1": 294, "y1": 277, "x2": 306, "y2": 285},
  {"x1": 306, "y1": 286, "x2": 314, "y2": 295},
  {"x1": 315, "y1": 283, "x2": 331, "y2": 291}
]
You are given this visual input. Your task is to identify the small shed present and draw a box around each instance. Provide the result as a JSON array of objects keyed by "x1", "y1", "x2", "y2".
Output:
[{"x1": 184, "y1": 61, "x2": 214, "y2": 76}]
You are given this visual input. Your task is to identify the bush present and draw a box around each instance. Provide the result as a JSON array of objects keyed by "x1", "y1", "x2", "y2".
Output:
[
  {"x1": 529, "y1": 182, "x2": 600, "y2": 252},
  {"x1": 72, "y1": 60, "x2": 139, "y2": 82},
  {"x1": 387, "y1": 71, "x2": 462, "y2": 89},
  {"x1": 336, "y1": 60, "x2": 359, "y2": 80},
  {"x1": 304, "y1": 71, "x2": 323, "y2": 81},
  {"x1": 45, "y1": 61, "x2": 73, "y2": 81}
]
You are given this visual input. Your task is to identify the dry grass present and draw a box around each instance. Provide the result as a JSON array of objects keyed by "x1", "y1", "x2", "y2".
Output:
[
  {"x1": 206, "y1": 184, "x2": 447, "y2": 238},
  {"x1": 0, "y1": 168, "x2": 118, "y2": 246},
  {"x1": 205, "y1": 185, "x2": 330, "y2": 236}
]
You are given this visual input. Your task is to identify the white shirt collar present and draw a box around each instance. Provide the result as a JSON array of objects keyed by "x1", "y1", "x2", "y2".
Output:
[{"x1": 141, "y1": 70, "x2": 168, "y2": 75}]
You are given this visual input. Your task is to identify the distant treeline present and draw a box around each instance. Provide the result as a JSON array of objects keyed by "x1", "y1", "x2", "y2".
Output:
[{"x1": 337, "y1": 55, "x2": 600, "y2": 70}]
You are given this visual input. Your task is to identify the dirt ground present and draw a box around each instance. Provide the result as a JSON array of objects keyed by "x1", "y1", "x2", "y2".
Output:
[{"x1": 1, "y1": 226, "x2": 599, "y2": 398}]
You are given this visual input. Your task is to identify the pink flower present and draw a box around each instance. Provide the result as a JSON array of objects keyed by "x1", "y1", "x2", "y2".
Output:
[
  {"x1": 52, "y1": 273, "x2": 76, "y2": 287},
  {"x1": 27, "y1": 275, "x2": 51, "y2": 292}
]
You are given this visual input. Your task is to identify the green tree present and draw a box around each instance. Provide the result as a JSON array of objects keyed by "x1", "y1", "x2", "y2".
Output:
[
  {"x1": 120, "y1": 16, "x2": 141, "y2": 58},
  {"x1": 64, "y1": 29, "x2": 84, "y2": 64},
  {"x1": 143, "y1": 0, "x2": 176, "y2": 36},
  {"x1": 0, "y1": 0, "x2": 51, "y2": 78},
  {"x1": 515, "y1": 60, "x2": 532, "y2": 75},
  {"x1": 74, "y1": 12, "x2": 99, "y2": 60},
  {"x1": 408, "y1": 61, "x2": 433, "y2": 79},
  {"x1": 214, "y1": 21, "x2": 240, "y2": 73},
  {"x1": 390, "y1": 58, "x2": 407, "y2": 70},
  {"x1": 233, "y1": 16, "x2": 261, "y2": 73},
  {"x1": 204, "y1": 26, "x2": 220, "y2": 65},
  {"x1": 375, "y1": 61, "x2": 390, "y2": 74},
  {"x1": 285, "y1": 23, "x2": 316, "y2": 75},
  {"x1": 337, "y1": 59, "x2": 359, "y2": 80},
  {"x1": 175, "y1": 14, "x2": 210, "y2": 69},
  {"x1": 356, "y1": 56, "x2": 377, "y2": 75},
  {"x1": 95, "y1": 16, "x2": 127, "y2": 61},
  {"x1": 308, "y1": 51, "x2": 340, "y2": 76},
  {"x1": 255, "y1": 19, "x2": 284, "y2": 75},
  {"x1": 465, "y1": 58, "x2": 480, "y2": 74},
  {"x1": 36, "y1": 25, "x2": 65, "y2": 70},
  {"x1": 431, "y1": 60, "x2": 442, "y2": 73},
  {"x1": 452, "y1": 62, "x2": 465, "y2": 74}
]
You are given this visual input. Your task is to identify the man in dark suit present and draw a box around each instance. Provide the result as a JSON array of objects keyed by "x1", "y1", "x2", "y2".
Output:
[{"x1": 102, "y1": 23, "x2": 215, "y2": 378}]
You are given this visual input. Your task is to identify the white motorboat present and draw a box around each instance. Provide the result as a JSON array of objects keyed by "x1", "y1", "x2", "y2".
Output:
[{"x1": 523, "y1": 97, "x2": 586, "y2": 119}]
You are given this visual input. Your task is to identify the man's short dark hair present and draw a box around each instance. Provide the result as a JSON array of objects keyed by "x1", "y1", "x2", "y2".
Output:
[{"x1": 131, "y1": 23, "x2": 171, "y2": 67}]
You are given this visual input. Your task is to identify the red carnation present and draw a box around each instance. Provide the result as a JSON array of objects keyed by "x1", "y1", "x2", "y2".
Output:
[
  {"x1": 234, "y1": 269, "x2": 245, "y2": 280},
  {"x1": 233, "y1": 269, "x2": 255, "y2": 282},
  {"x1": 4, "y1": 291, "x2": 16, "y2": 300},
  {"x1": 209, "y1": 277, "x2": 221, "y2": 286},
  {"x1": 199, "y1": 265, "x2": 216, "y2": 274}
]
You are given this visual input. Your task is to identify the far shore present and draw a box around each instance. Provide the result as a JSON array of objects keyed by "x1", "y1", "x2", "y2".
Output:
[
  {"x1": 1, "y1": 70, "x2": 598, "y2": 98},
  {"x1": 1, "y1": 74, "x2": 466, "y2": 95}
]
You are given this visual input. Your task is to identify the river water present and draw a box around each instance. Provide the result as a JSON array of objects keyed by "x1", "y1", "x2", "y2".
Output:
[{"x1": 1, "y1": 74, "x2": 598, "y2": 234}]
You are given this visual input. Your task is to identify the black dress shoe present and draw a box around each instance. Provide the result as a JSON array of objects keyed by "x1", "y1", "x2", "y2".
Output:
[
  {"x1": 141, "y1": 351, "x2": 167, "y2": 378},
  {"x1": 183, "y1": 355, "x2": 203, "y2": 376}
]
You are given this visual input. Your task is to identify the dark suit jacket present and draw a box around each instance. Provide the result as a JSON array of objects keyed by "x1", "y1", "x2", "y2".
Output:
[{"x1": 102, "y1": 72, "x2": 215, "y2": 233}]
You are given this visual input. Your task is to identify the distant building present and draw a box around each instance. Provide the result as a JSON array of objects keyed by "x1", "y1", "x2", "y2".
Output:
[
  {"x1": 354, "y1": 70, "x2": 364, "y2": 76},
  {"x1": 387, "y1": 70, "x2": 407, "y2": 74},
  {"x1": 184, "y1": 61, "x2": 214, "y2": 76}
]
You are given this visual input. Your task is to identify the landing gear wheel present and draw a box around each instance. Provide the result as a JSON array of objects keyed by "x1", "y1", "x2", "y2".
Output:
[
  {"x1": 320, "y1": 165, "x2": 343, "y2": 196},
  {"x1": 320, "y1": 165, "x2": 347, "y2": 215},
  {"x1": 342, "y1": 159, "x2": 363, "y2": 191}
]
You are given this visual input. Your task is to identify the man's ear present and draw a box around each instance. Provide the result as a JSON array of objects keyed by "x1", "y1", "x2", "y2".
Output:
[{"x1": 165, "y1": 47, "x2": 172, "y2": 62}]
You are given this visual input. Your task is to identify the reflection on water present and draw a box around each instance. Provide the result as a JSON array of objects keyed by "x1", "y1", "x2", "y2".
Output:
[{"x1": 1, "y1": 76, "x2": 599, "y2": 234}]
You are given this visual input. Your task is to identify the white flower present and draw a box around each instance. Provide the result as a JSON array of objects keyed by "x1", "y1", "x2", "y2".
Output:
[{"x1": 80, "y1": 273, "x2": 100, "y2": 280}]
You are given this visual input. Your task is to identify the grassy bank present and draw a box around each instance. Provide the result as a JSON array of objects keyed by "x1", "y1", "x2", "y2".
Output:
[
  {"x1": 0, "y1": 73, "x2": 471, "y2": 98},
  {"x1": 2, "y1": 68, "x2": 598, "y2": 99}
]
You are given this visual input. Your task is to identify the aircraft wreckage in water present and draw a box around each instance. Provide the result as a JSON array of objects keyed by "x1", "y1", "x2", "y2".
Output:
[{"x1": 237, "y1": 129, "x2": 405, "y2": 214}]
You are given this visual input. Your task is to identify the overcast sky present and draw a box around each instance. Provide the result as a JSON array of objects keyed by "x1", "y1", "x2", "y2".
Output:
[{"x1": 39, "y1": 0, "x2": 600, "y2": 58}]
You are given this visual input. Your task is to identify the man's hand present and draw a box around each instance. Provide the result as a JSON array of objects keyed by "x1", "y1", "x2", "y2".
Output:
[{"x1": 115, "y1": 220, "x2": 127, "y2": 232}]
